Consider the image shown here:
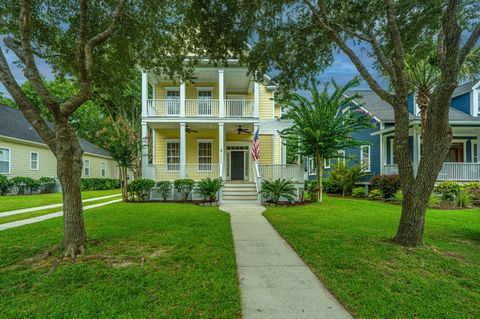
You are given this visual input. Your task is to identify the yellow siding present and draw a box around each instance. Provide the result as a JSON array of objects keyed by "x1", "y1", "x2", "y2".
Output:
[
  {"x1": 225, "y1": 133, "x2": 252, "y2": 142},
  {"x1": 155, "y1": 82, "x2": 221, "y2": 100},
  {"x1": 259, "y1": 134, "x2": 273, "y2": 164},
  {"x1": 273, "y1": 135, "x2": 281, "y2": 164},
  {"x1": 259, "y1": 85, "x2": 274, "y2": 119},
  {"x1": 0, "y1": 138, "x2": 118, "y2": 179},
  {"x1": 154, "y1": 129, "x2": 179, "y2": 164}
]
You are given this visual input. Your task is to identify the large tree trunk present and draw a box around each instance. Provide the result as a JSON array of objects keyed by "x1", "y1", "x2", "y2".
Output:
[
  {"x1": 55, "y1": 121, "x2": 87, "y2": 258},
  {"x1": 417, "y1": 87, "x2": 431, "y2": 140},
  {"x1": 316, "y1": 154, "x2": 323, "y2": 203}
]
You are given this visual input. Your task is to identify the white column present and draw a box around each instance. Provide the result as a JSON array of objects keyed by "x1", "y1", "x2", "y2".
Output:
[
  {"x1": 141, "y1": 71, "x2": 148, "y2": 118},
  {"x1": 281, "y1": 137, "x2": 287, "y2": 165},
  {"x1": 477, "y1": 136, "x2": 480, "y2": 163},
  {"x1": 380, "y1": 134, "x2": 386, "y2": 175},
  {"x1": 412, "y1": 126, "x2": 420, "y2": 177},
  {"x1": 180, "y1": 123, "x2": 186, "y2": 178},
  {"x1": 180, "y1": 81, "x2": 186, "y2": 117},
  {"x1": 253, "y1": 82, "x2": 260, "y2": 118},
  {"x1": 218, "y1": 123, "x2": 225, "y2": 177},
  {"x1": 219, "y1": 70, "x2": 225, "y2": 117},
  {"x1": 141, "y1": 122, "x2": 148, "y2": 178}
]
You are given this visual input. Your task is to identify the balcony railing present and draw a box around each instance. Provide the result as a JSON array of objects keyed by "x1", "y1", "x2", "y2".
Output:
[
  {"x1": 146, "y1": 99, "x2": 255, "y2": 118},
  {"x1": 258, "y1": 164, "x2": 304, "y2": 181},
  {"x1": 384, "y1": 163, "x2": 480, "y2": 181}
]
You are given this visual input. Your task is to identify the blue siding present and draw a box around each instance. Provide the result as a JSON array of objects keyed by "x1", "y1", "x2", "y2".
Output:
[
  {"x1": 407, "y1": 94, "x2": 415, "y2": 114},
  {"x1": 451, "y1": 92, "x2": 471, "y2": 114}
]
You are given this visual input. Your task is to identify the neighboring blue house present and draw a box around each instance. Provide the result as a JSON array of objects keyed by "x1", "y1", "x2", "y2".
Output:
[{"x1": 307, "y1": 80, "x2": 480, "y2": 183}]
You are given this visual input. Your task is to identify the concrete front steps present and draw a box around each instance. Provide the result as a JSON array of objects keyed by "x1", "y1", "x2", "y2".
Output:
[{"x1": 222, "y1": 182, "x2": 259, "y2": 203}]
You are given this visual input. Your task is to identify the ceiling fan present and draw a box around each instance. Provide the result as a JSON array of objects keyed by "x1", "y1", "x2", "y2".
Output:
[
  {"x1": 237, "y1": 125, "x2": 251, "y2": 135},
  {"x1": 186, "y1": 126, "x2": 199, "y2": 134}
]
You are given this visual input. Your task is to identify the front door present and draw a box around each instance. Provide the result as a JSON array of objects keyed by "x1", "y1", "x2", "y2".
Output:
[{"x1": 231, "y1": 151, "x2": 245, "y2": 180}]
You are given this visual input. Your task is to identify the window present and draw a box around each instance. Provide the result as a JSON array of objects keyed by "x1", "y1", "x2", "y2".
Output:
[
  {"x1": 0, "y1": 147, "x2": 10, "y2": 174},
  {"x1": 360, "y1": 145, "x2": 371, "y2": 172},
  {"x1": 390, "y1": 139, "x2": 397, "y2": 164},
  {"x1": 473, "y1": 142, "x2": 478, "y2": 163},
  {"x1": 166, "y1": 88, "x2": 180, "y2": 115},
  {"x1": 84, "y1": 159, "x2": 90, "y2": 176},
  {"x1": 324, "y1": 158, "x2": 331, "y2": 169},
  {"x1": 308, "y1": 157, "x2": 316, "y2": 175},
  {"x1": 101, "y1": 161, "x2": 106, "y2": 177},
  {"x1": 30, "y1": 152, "x2": 39, "y2": 170},
  {"x1": 148, "y1": 128, "x2": 154, "y2": 164},
  {"x1": 337, "y1": 150, "x2": 346, "y2": 165},
  {"x1": 197, "y1": 89, "x2": 213, "y2": 115},
  {"x1": 166, "y1": 141, "x2": 180, "y2": 171},
  {"x1": 446, "y1": 142, "x2": 465, "y2": 162},
  {"x1": 198, "y1": 141, "x2": 213, "y2": 171}
]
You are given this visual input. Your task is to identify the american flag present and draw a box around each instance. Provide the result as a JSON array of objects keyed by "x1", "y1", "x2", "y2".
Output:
[{"x1": 251, "y1": 128, "x2": 260, "y2": 161}]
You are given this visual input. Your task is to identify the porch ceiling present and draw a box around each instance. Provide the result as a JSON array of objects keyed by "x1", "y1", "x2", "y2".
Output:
[{"x1": 148, "y1": 122, "x2": 255, "y2": 135}]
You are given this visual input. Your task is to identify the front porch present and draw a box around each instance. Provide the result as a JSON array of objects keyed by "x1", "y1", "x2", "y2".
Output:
[{"x1": 384, "y1": 163, "x2": 480, "y2": 181}]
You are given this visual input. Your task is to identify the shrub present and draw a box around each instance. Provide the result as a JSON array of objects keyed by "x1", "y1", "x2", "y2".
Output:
[
  {"x1": 370, "y1": 175, "x2": 401, "y2": 199},
  {"x1": 462, "y1": 182, "x2": 480, "y2": 190},
  {"x1": 428, "y1": 193, "x2": 441, "y2": 208},
  {"x1": 260, "y1": 178, "x2": 296, "y2": 204},
  {"x1": 466, "y1": 188, "x2": 480, "y2": 206},
  {"x1": 128, "y1": 178, "x2": 155, "y2": 201},
  {"x1": 0, "y1": 174, "x2": 11, "y2": 195},
  {"x1": 455, "y1": 190, "x2": 472, "y2": 208},
  {"x1": 368, "y1": 189, "x2": 384, "y2": 200},
  {"x1": 329, "y1": 161, "x2": 365, "y2": 196},
  {"x1": 174, "y1": 179, "x2": 196, "y2": 201},
  {"x1": 196, "y1": 178, "x2": 224, "y2": 203},
  {"x1": 81, "y1": 178, "x2": 120, "y2": 191},
  {"x1": 155, "y1": 181, "x2": 171, "y2": 201},
  {"x1": 39, "y1": 177, "x2": 56, "y2": 194},
  {"x1": 10, "y1": 176, "x2": 39, "y2": 195},
  {"x1": 434, "y1": 180, "x2": 461, "y2": 201},
  {"x1": 351, "y1": 187, "x2": 366, "y2": 198},
  {"x1": 394, "y1": 190, "x2": 403, "y2": 204},
  {"x1": 323, "y1": 178, "x2": 341, "y2": 193}
]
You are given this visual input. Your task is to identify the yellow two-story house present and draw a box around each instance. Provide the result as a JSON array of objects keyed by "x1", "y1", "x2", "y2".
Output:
[{"x1": 140, "y1": 61, "x2": 304, "y2": 202}]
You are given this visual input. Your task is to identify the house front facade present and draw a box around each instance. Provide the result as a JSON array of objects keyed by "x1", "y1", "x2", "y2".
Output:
[
  {"x1": 0, "y1": 105, "x2": 119, "y2": 180},
  {"x1": 307, "y1": 81, "x2": 480, "y2": 183},
  {"x1": 140, "y1": 61, "x2": 304, "y2": 202}
]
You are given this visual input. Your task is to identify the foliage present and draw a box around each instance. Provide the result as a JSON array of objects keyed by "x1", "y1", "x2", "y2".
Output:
[
  {"x1": 38, "y1": 177, "x2": 56, "y2": 194},
  {"x1": 428, "y1": 193, "x2": 441, "y2": 208},
  {"x1": 80, "y1": 178, "x2": 120, "y2": 191},
  {"x1": 394, "y1": 190, "x2": 403, "y2": 204},
  {"x1": 368, "y1": 189, "x2": 384, "y2": 200},
  {"x1": 196, "y1": 178, "x2": 224, "y2": 203},
  {"x1": 0, "y1": 174, "x2": 11, "y2": 195},
  {"x1": 10, "y1": 176, "x2": 40, "y2": 195},
  {"x1": 174, "y1": 179, "x2": 196, "y2": 201},
  {"x1": 328, "y1": 160, "x2": 365, "y2": 196},
  {"x1": 465, "y1": 188, "x2": 480, "y2": 206},
  {"x1": 370, "y1": 175, "x2": 401, "y2": 199},
  {"x1": 351, "y1": 187, "x2": 366, "y2": 198},
  {"x1": 155, "y1": 181, "x2": 171, "y2": 201},
  {"x1": 434, "y1": 181, "x2": 461, "y2": 202},
  {"x1": 462, "y1": 182, "x2": 480, "y2": 190},
  {"x1": 455, "y1": 190, "x2": 472, "y2": 208},
  {"x1": 128, "y1": 179, "x2": 155, "y2": 201},
  {"x1": 260, "y1": 178, "x2": 296, "y2": 205}
]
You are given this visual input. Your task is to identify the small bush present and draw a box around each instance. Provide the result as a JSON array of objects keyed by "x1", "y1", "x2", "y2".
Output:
[
  {"x1": 39, "y1": 177, "x2": 56, "y2": 194},
  {"x1": 155, "y1": 181, "x2": 171, "y2": 201},
  {"x1": 174, "y1": 179, "x2": 196, "y2": 201},
  {"x1": 455, "y1": 190, "x2": 472, "y2": 208},
  {"x1": 368, "y1": 189, "x2": 384, "y2": 200},
  {"x1": 0, "y1": 174, "x2": 11, "y2": 195},
  {"x1": 10, "y1": 176, "x2": 39, "y2": 195},
  {"x1": 323, "y1": 178, "x2": 341, "y2": 194},
  {"x1": 351, "y1": 187, "x2": 366, "y2": 198},
  {"x1": 128, "y1": 178, "x2": 155, "y2": 201},
  {"x1": 394, "y1": 190, "x2": 403, "y2": 204},
  {"x1": 434, "y1": 180, "x2": 461, "y2": 201},
  {"x1": 81, "y1": 178, "x2": 120, "y2": 191},
  {"x1": 329, "y1": 161, "x2": 365, "y2": 196},
  {"x1": 370, "y1": 175, "x2": 401, "y2": 199},
  {"x1": 462, "y1": 182, "x2": 480, "y2": 190},
  {"x1": 260, "y1": 178, "x2": 296, "y2": 204},
  {"x1": 428, "y1": 193, "x2": 441, "y2": 208},
  {"x1": 466, "y1": 188, "x2": 480, "y2": 206},
  {"x1": 196, "y1": 178, "x2": 224, "y2": 203}
]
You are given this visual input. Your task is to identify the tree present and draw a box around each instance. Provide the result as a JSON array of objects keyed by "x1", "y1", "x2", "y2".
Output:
[
  {"x1": 238, "y1": 0, "x2": 480, "y2": 246},
  {"x1": 280, "y1": 78, "x2": 372, "y2": 202}
]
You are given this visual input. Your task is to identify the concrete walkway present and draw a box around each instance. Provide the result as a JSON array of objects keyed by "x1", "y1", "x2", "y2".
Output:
[
  {"x1": 0, "y1": 193, "x2": 121, "y2": 218},
  {"x1": 0, "y1": 199, "x2": 122, "y2": 231},
  {"x1": 221, "y1": 203, "x2": 352, "y2": 319}
]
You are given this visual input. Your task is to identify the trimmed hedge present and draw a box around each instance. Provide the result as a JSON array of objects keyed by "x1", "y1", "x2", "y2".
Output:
[
  {"x1": 81, "y1": 178, "x2": 120, "y2": 191},
  {"x1": 370, "y1": 175, "x2": 401, "y2": 199}
]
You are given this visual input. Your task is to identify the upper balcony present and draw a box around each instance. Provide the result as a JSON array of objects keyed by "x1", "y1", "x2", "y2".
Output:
[{"x1": 146, "y1": 99, "x2": 254, "y2": 118}]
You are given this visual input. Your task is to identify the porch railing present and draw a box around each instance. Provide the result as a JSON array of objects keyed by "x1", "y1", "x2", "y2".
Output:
[
  {"x1": 145, "y1": 164, "x2": 220, "y2": 181},
  {"x1": 384, "y1": 163, "x2": 480, "y2": 181},
  {"x1": 257, "y1": 164, "x2": 304, "y2": 181},
  {"x1": 184, "y1": 164, "x2": 220, "y2": 180},
  {"x1": 145, "y1": 164, "x2": 180, "y2": 181},
  {"x1": 146, "y1": 99, "x2": 255, "y2": 118}
]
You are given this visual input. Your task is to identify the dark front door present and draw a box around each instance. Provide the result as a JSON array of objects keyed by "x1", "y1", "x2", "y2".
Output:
[{"x1": 231, "y1": 151, "x2": 245, "y2": 180}]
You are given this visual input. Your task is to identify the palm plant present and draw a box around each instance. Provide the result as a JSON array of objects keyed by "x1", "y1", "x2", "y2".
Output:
[
  {"x1": 196, "y1": 177, "x2": 224, "y2": 203},
  {"x1": 260, "y1": 178, "x2": 297, "y2": 205},
  {"x1": 280, "y1": 77, "x2": 372, "y2": 203}
]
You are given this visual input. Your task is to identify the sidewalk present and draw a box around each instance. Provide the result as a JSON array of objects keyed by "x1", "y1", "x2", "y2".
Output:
[
  {"x1": 0, "y1": 193, "x2": 121, "y2": 218},
  {"x1": 0, "y1": 199, "x2": 122, "y2": 231},
  {"x1": 221, "y1": 203, "x2": 352, "y2": 319}
]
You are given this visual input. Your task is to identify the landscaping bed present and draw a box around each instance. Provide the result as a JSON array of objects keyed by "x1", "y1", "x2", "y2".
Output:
[
  {"x1": 0, "y1": 202, "x2": 241, "y2": 318},
  {"x1": 264, "y1": 197, "x2": 480, "y2": 319}
]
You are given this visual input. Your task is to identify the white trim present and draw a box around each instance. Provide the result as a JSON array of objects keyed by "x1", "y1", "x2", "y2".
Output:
[
  {"x1": 225, "y1": 141, "x2": 251, "y2": 181},
  {"x1": 337, "y1": 150, "x2": 346, "y2": 165},
  {"x1": 0, "y1": 147, "x2": 11, "y2": 174},
  {"x1": 342, "y1": 93, "x2": 381, "y2": 123},
  {"x1": 360, "y1": 145, "x2": 371, "y2": 172},
  {"x1": 195, "y1": 86, "x2": 214, "y2": 91},
  {"x1": 101, "y1": 161, "x2": 106, "y2": 177},
  {"x1": 30, "y1": 151, "x2": 39, "y2": 170},
  {"x1": 197, "y1": 139, "x2": 214, "y2": 172},
  {"x1": 324, "y1": 158, "x2": 331, "y2": 169},
  {"x1": 307, "y1": 157, "x2": 316, "y2": 176},
  {"x1": 165, "y1": 139, "x2": 181, "y2": 172},
  {"x1": 164, "y1": 86, "x2": 180, "y2": 91},
  {"x1": 84, "y1": 159, "x2": 91, "y2": 177},
  {"x1": 272, "y1": 92, "x2": 276, "y2": 119}
]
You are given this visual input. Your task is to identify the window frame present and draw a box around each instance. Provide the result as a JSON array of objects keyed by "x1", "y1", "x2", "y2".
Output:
[
  {"x1": 0, "y1": 147, "x2": 11, "y2": 174},
  {"x1": 165, "y1": 87, "x2": 180, "y2": 115},
  {"x1": 30, "y1": 151, "x2": 39, "y2": 170},
  {"x1": 307, "y1": 157, "x2": 316, "y2": 175},
  {"x1": 196, "y1": 87, "x2": 214, "y2": 116},
  {"x1": 337, "y1": 150, "x2": 346, "y2": 165},
  {"x1": 84, "y1": 159, "x2": 91, "y2": 177},
  {"x1": 101, "y1": 161, "x2": 106, "y2": 177},
  {"x1": 360, "y1": 145, "x2": 371, "y2": 172},
  {"x1": 165, "y1": 139, "x2": 180, "y2": 172},
  {"x1": 324, "y1": 158, "x2": 331, "y2": 169},
  {"x1": 197, "y1": 139, "x2": 213, "y2": 172}
]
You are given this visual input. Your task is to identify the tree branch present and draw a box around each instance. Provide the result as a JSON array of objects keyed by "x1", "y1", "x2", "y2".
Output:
[
  {"x1": 384, "y1": 0, "x2": 406, "y2": 92},
  {"x1": 367, "y1": 29, "x2": 396, "y2": 79},
  {"x1": 459, "y1": 23, "x2": 480, "y2": 65}
]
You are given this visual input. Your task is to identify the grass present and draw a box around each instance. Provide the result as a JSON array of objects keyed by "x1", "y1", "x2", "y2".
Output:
[
  {"x1": 0, "y1": 189, "x2": 121, "y2": 212},
  {"x1": 0, "y1": 202, "x2": 240, "y2": 318},
  {"x1": 0, "y1": 197, "x2": 120, "y2": 225},
  {"x1": 264, "y1": 196, "x2": 480, "y2": 319}
]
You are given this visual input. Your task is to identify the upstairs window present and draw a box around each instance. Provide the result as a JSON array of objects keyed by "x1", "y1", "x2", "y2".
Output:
[
  {"x1": 0, "y1": 148, "x2": 10, "y2": 174},
  {"x1": 166, "y1": 89, "x2": 180, "y2": 115},
  {"x1": 30, "y1": 152, "x2": 39, "y2": 170},
  {"x1": 197, "y1": 89, "x2": 213, "y2": 115},
  {"x1": 360, "y1": 145, "x2": 371, "y2": 172}
]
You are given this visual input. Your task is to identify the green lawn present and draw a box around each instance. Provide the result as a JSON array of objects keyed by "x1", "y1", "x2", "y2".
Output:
[
  {"x1": 0, "y1": 203, "x2": 241, "y2": 318},
  {"x1": 0, "y1": 197, "x2": 120, "y2": 225},
  {"x1": 0, "y1": 189, "x2": 121, "y2": 212},
  {"x1": 264, "y1": 197, "x2": 480, "y2": 319}
]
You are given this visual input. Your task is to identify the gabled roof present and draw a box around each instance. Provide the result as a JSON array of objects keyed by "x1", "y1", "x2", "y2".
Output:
[
  {"x1": 452, "y1": 81, "x2": 479, "y2": 97},
  {"x1": 0, "y1": 104, "x2": 111, "y2": 157}
]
